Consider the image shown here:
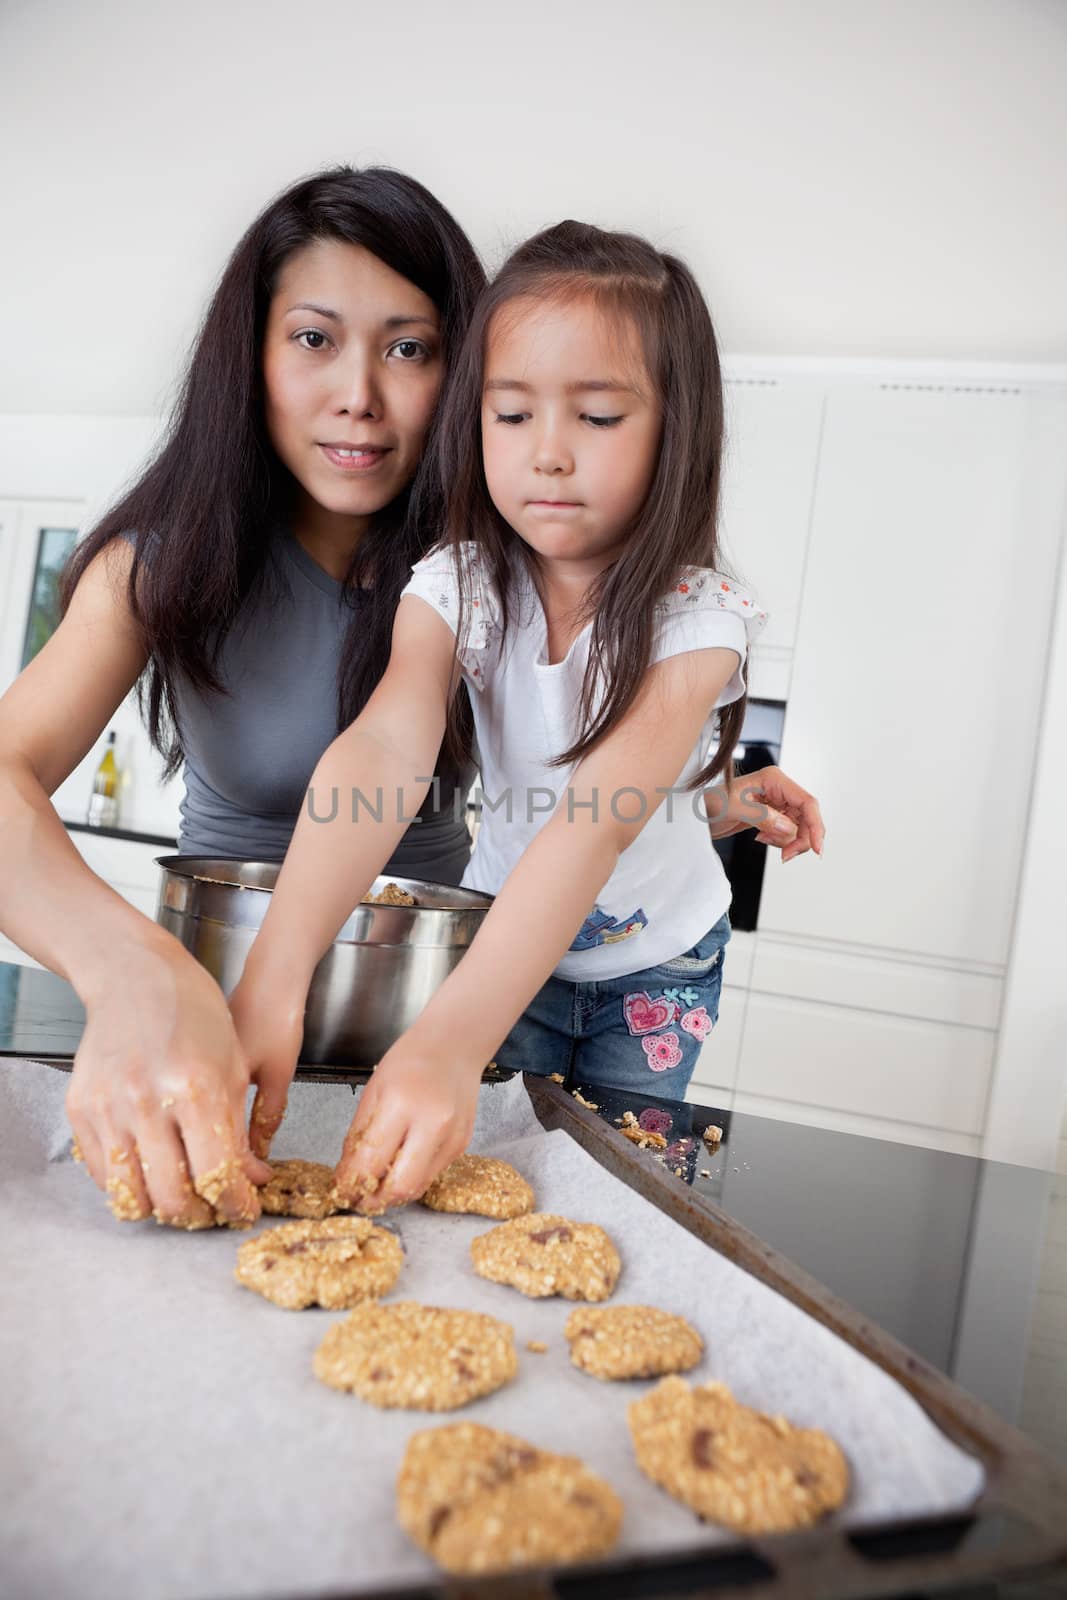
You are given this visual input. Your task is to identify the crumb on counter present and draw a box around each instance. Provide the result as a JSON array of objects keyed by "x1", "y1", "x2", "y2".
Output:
[
  {"x1": 621, "y1": 1125, "x2": 668, "y2": 1150},
  {"x1": 702, "y1": 1124, "x2": 724, "y2": 1147},
  {"x1": 526, "y1": 1340, "x2": 549, "y2": 1354},
  {"x1": 572, "y1": 1089, "x2": 599, "y2": 1110}
]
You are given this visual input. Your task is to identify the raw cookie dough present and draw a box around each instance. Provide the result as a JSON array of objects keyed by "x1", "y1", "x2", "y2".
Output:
[
  {"x1": 235, "y1": 1216, "x2": 403, "y2": 1310},
  {"x1": 628, "y1": 1376, "x2": 850, "y2": 1533},
  {"x1": 193, "y1": 1157, "x2": 258, "y2": 1228},
  {"x1": 260, "y1": 1158, "x2": 344, "y2": 1220},
  {"x1": 313, "y1": 1301, "x2": 517, "y2": 1409},
  {"x1": 396, "y1": 1422, "x2": 623, "y2": 1573},
  {"x1": 565, "y1": 1305, "x2": 704, "y2": 1380},
  {"x1": 362, "y1": 882, "x2": 416, "y2": 905},
  {"x1": 470, "y1": 1213, "x2": 620, "y2": 1302},
  {"x1": 420, "y1": 1153, "x2": 534, "y2": 1220}
]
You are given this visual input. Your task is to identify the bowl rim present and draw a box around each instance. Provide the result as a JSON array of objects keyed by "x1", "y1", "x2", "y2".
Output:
[{"x1": 154, "y1": 855, "x2": 495, "y2": 913}]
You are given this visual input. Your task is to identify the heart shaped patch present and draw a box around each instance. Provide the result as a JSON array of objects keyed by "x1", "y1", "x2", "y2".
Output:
[{"x1": 623, "y1": 992, "x2": 678, "y2": 1036}]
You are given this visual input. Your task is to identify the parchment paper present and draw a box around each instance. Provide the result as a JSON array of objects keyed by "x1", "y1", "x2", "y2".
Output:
[{"x1": 0, "y1": 1061, "x2": 983, "y2": 1599}]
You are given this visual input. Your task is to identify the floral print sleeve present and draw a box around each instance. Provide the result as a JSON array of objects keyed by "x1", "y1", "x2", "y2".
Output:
[
  {"x1": 402, "y1": 542, "x2": 500, "y2": 692},
  {"x1": 651, "y1": 569, "x2": 769, "y2": 706}
]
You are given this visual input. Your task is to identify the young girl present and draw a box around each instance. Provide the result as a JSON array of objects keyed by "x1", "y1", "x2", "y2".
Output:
[{"x1": 231, "y1": 221, "x2": 821, "y2": 1205}]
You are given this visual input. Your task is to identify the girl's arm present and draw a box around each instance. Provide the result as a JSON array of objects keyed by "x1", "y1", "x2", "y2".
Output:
[
  {"x1": 0, "y1": 540, "x2": 265, "y2": 1225},
  {"x1": 228, "y1": 595, "x2": 459, "y2": 1150},
  {"x1": 336, "y1": 644, "x2": 743, "y2": 1207}
]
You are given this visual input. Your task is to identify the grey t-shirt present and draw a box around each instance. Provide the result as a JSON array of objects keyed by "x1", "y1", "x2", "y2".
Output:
[{"x1": 163, "y1": 527, "x2": 473, "y2": 884}]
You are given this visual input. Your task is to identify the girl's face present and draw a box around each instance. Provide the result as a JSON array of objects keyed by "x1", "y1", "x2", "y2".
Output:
[
  {"x1": 481, "y1": 293, "x2": 661, "y2": 577},
  {"x1": 262, "y1": 240, "x2": 443, "y2": 528}
]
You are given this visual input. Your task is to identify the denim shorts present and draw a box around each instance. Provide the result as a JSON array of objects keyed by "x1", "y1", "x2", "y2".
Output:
[{"x1": 495, "y1": 913, "x2": 731, "y2": 1098}]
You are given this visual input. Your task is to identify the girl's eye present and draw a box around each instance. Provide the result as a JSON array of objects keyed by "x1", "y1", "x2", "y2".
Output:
[
  {"x1": 389, "y1": 339, "x2": 430, "y2": 361},
  {"x1": 294, "y1": 329, "x2": 330, "y2": 351},
  {"x1": 585, "y1": 414, "x2": 624, "y2": 428},
  {"x1": 494, "y1": 412, "x2": 527, "y2": 426}
]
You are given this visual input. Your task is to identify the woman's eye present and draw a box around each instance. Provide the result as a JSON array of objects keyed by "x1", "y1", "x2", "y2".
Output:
[
  {"x1": 389, "y1": 339, "x2": 429, "y2": 361},
  {"x1": 494, "y1": 412, "x2": 527, "y2": 426},
  {"x1": 295, "y1": 329, "x2": 330, "y2": 351},
  {"x1": 585, "y1": 414, "x2": 624, "y2": 428}
]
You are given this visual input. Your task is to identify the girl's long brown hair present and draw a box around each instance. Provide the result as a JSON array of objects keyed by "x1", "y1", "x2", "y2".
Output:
[{"x1": 436, "y1": 221, "x2": 746, "y2": 792}]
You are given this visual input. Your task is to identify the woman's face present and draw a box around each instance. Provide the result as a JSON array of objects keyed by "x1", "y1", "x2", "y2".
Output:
[{"x1": 262, "y1": 239, "x2": 443, "y2": 526}]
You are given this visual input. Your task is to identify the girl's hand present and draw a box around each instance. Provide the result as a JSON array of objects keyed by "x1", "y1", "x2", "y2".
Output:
[
  {"x1": 227, "y1": 967, "x2": 308, "y2": 1160},
  {"x1": 65, "y1": 939, "x2": 270, "y2": 1227},
  {"x1": 333, "y1": 1041, "x2": 482, "y2": 1212},
  {"x1": 706, "y1": 765, "x2": 825, "y2": 864}
]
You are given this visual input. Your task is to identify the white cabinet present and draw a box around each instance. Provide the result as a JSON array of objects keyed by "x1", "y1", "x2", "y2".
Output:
[
  {"x1": 757, "y1": 383, "x2": 1062, "y2": 968},
  {"x1": 66, "y1": 831, "x2": 168, "y2": 920},
  {"x1": 715, "y1": 381, "x2": 1067, "y2": 1158},
  {"x1": 0, "y1": 831, "x2": 169, "y2": 969},
  {"x1": 718, "y1": 379, "x2": 825, "y2": 701}
]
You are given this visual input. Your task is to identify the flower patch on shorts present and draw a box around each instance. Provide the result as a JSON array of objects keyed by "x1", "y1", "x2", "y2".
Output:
[
  {"x1": 679, "y1": 1006, "x2": 713, "y2": 1042},
  {"x1": 642, "y1": 1032, "x2": 683, "y2": 1072}
]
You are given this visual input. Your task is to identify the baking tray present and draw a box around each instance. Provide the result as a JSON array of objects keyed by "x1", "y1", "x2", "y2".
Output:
[
  {"x1": 335, "y1": 1075, "x2": 1066, "y2": 1600},
  {"x1": 17, "y1": 1061, "x2": 1067, "y2": 1599}
]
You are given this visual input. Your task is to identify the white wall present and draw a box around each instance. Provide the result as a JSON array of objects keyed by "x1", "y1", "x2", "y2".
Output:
[{"x1": 1, "y1": 0, "x2": 1065, "y2": 420}]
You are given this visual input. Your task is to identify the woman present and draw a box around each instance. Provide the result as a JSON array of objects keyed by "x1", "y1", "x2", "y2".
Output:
[{"x1": 0, "y1": 166, "x2": 485, "y2": 1227}]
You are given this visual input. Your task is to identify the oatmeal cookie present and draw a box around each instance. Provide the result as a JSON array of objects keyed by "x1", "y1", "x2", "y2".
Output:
[
  {"x1": 420, "y1": 1153, "x2": 533, "y2": 1220},
  {"x1": 396, "y1": 1422, "x2": 622, "y2": 1573},
  {"x1": 470, "y1": 1213, "x2": 620, "y2": 1301},
  {"x1": 260, "y1": 1158, "x2": 343, "y2": 1220},
  {"x1": 566, "y1": 1305, "x2": 703, "y2": 1380},
  {"x1": 313, "y1": 1301, "x2": 517, "y2": 1409},
  {"x1": 628, "y1": 1376, "x2": 849, "y2": 1533},
  {"x1": 235, "y1": 1216, "x2": 403, "y2": 1310}
]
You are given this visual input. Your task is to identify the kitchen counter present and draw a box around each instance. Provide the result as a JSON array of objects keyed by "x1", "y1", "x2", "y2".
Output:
[{"x1": 1, "y1": 956, "x2": 1063, "y2": 1599}]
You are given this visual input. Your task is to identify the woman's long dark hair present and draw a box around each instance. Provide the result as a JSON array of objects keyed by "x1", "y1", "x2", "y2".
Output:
[
  {"x1": 437, "y1": 221, "x2": 745, "y2": 792},
  {"x1": 63, "y1": 166, "x2": 485, "y2": 775}
]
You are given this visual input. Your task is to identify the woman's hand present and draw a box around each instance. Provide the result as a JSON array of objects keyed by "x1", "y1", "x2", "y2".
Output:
[
  {"x1": 65, "y1": 937, "x2": 270, "y2": 1228},
  {"x1": 705, "y1": 765, "x2": 825, "y2": 864},
  {"x1": 227, "y1": 964, "x2": 308, "y2": 1160},
  {"x1": 333, "y1": 1040, "x2": 482, "y2": 1212}
]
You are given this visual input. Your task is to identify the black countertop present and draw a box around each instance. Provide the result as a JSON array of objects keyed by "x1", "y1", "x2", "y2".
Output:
[{"x1": 2, "y1": 957, "x2": 1064, "y2": 1598}]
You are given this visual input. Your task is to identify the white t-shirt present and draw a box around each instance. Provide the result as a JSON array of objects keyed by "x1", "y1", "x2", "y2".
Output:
[{"x1": 402, "y1": 544, "x2": 768, "y2": 982}]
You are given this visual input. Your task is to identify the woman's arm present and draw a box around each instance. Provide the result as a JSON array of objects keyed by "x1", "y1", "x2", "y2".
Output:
[
  {"x1": 703, "y1": 767, "x2": 825, "y2": 862},
  {"x1": 228, "y1": 594, "x2": 459, "y2": 1149},
  {"x1": 0, "y1": 539, "x2": 265, "y2": 1224},
  {"x1": 335, "y1": 645, "x2": 742, "y2": 1206}
]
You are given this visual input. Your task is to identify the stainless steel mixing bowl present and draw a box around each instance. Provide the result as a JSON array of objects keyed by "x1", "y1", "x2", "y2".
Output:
[{"x1": 154, "y1": 857, "x2": 494, "y2": 1067}]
